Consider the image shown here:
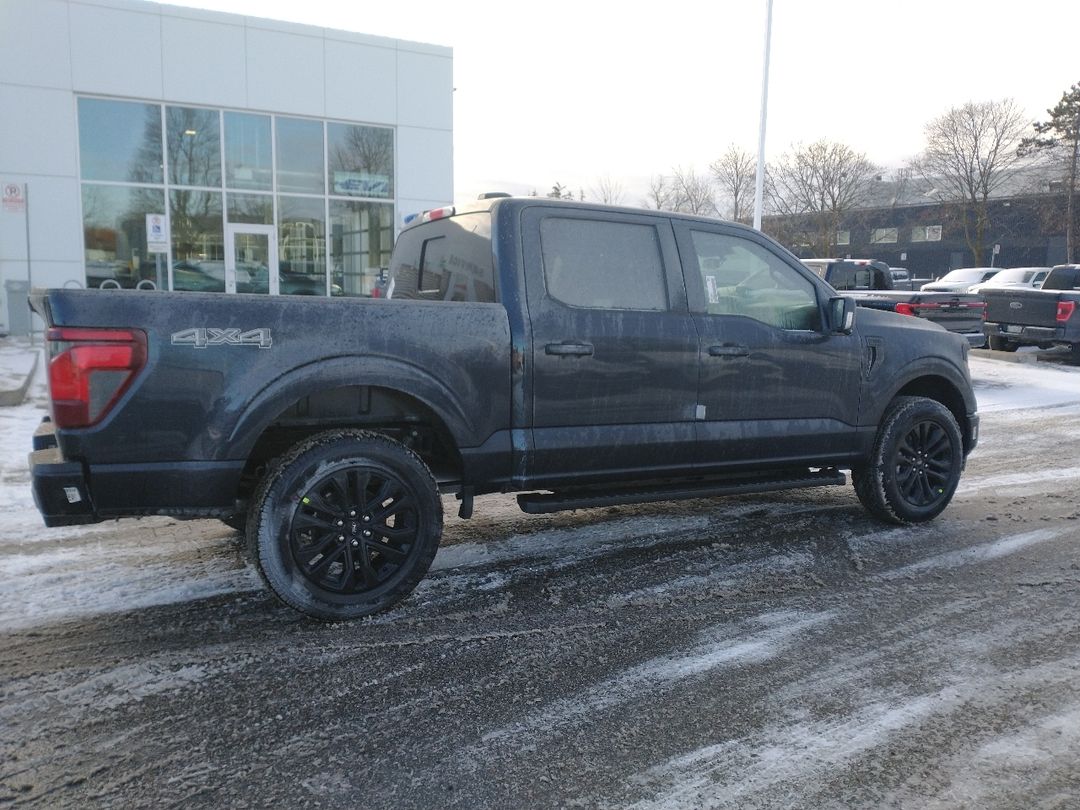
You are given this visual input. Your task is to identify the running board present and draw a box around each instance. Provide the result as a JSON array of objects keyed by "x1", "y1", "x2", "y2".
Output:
[{"x1": 516, "y1": 469, "x2": 847, "y2": 515}]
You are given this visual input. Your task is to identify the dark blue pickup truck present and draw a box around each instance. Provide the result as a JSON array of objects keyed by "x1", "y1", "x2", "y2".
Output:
[{"x1": 29, "y1": 198, "x2": 979, "y2": 619}]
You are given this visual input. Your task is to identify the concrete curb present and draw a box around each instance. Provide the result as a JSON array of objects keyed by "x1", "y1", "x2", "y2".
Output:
[
  {"x1": 0, "y1": 350, "x2": 39, "y2": 407},
  {"x1": 969, "y1": 349, "x2": 1037, "y2": 364}
]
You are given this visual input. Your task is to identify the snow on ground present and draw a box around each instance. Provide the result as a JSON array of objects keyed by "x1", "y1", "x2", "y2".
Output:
[
  {"x1": 969, "y1": 355, "x2": 1080, "y2": 412},
  {"x1": 0, "y1": 346, "x2": 1077, "y2": 629}
]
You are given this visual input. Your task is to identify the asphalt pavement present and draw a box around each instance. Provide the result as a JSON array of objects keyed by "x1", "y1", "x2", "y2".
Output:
[{"x1": 2, "y1": 359, "x2": 1080, "y2": 808}]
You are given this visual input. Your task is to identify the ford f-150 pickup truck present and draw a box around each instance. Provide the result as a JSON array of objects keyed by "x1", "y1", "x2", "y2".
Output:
[
  {"x1": 29, "y1": 198, "x2": 979, "y2": 620},
  {"x1": 802, "y1": 259, "x2": 987, "y2": 347},
  {"x1": 981, "y1": 264, "x2": 1080, "y2": 359}
]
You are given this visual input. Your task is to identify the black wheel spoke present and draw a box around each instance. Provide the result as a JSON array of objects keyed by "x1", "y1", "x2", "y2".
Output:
[
  {"x1": 373, "y1": 495, "x2": 414, "y2": 524},
  {"x1": 371, "y1": 540, "x2": 408, "y2": 563},
  {"x1": 307, "y1": 545, "x2": 346, "y2": 577},
  {"x1": 377, "y1": 524, "x2": 413, "y2": 543},
  {"x1": 348, "y1": 470, "x2": 370, "y2": 511},
  {"x1": 295, "y1": 531, "x2": 337, "y2": 561},
  {"x1": 300, "y1": 488, "x2": 342, "y2": 518},
  {"x1": 293, "y1": 511, "x2": 340, "y2": 532}
]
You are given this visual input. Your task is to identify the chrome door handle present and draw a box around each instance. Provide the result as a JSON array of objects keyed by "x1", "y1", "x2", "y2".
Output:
[
  {"x1": 545, "y1": 342, "x2": 594, "y2": 357},
  {"x1": 708, "y1": 344, "x2": 750, "y2": 357}
]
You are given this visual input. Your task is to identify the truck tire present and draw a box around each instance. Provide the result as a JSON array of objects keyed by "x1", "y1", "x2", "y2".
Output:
[
  {"x1": 1071, "y1": 343, "x2": 1080, "y2": 365},
  {"x1": 851, "y1": 396, "x2": 963, "y2": 525},
  {"x1": 247, "y1": 430, "x2": 442, "y2": 620},
  {"x1": 988, "y1": 336, "x2": 1017, "y2": 352}
]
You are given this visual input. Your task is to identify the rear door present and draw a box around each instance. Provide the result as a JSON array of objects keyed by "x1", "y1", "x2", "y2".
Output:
[
  {"x1": 522, "y1": 206, "x2": 699, "y2": 485},
  {"x1": 673, "y1": 222, "x2": 863, "y2": 469}
]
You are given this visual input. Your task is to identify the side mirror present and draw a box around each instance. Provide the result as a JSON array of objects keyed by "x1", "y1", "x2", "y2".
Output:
[{"x1": 828, "y1": 295, "x2": 856, "y2": 334}]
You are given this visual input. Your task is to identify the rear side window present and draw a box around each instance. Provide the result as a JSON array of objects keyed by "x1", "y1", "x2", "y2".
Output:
[
  {"x1": 1043, "y1": 267, "x2": 1080, "y2": 291},
  {"x1": 388, "y1": 212, "x2": 495, "y2": 302},
  {"x1": 540, "y1": 217, "x2": 668, "y2": 310}
]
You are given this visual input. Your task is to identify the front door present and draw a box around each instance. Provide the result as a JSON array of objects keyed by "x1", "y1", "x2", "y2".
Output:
[
  {"x1": 672, "y1": 222, "x2": 864, "y2": 470},
  {"x1": 226, "y1": 224, "x2": 278, "y2": 295}
]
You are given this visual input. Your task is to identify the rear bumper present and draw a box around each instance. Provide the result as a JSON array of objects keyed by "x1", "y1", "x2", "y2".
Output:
[
  {"x1": 984, "y1": 322, "x2": 1065, "y2": 345},
  {"x1": 30, "y1": 419, "x2": 245, "y2": 527},
  {"x1": 960, "y1": 331, "x2": 987, "y2": 349},
  {"x1": 30, "y1": 446, "x2": 99, "y2": 527}
]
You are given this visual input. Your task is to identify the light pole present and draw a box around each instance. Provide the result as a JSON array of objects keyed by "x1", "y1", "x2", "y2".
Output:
[{"x1": 753, "y1": 0, "x2": 774, "y2": 232}]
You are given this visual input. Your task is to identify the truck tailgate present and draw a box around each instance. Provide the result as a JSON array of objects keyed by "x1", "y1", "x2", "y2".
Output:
[{"x1": 983, "y1": 289, "x2": 1062, "y2": 326}]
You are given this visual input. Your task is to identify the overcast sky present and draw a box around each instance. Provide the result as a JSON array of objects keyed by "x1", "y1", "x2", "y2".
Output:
[{"x1": 174, "y1": 0, "x2": 1079, "y2": 206}]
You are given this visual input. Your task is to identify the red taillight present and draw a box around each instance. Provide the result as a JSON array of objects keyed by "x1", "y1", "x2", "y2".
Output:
[
  {"x1": 46, "y1": 327, "x2": 146, "y2": 428},
  {"x1": 894, "y1": 302, "x2": 916, "y2": 316},
  {"x1": 1057, "y1": 301, "x2": 1076, "y2": 322}
]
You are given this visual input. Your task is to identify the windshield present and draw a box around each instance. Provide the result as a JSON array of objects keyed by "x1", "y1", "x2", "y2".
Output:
[
  {"x1": 984, "y1": 269, "x2": 1035, "y2": 284},
  {"x1": 940, "y1": 268, "x2": 996, "y2": 283}
]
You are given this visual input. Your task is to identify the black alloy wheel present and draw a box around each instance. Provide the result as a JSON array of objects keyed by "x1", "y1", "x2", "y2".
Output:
[
  {"x1": 892, "y1": 419, "x2": 955, "y2": 509},
  {"x1": 852, "y1": 396, "x2": 964, "y2": 524},
  {"x1": 289, "y1": 467, "x2": 418, "y2": 595},
  {"x1": 248, "y1": 430, "x2": 442, "y2": 620}
]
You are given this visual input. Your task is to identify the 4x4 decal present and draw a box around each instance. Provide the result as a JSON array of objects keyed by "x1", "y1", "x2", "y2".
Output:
[{"x1": 171, "y1": 327, "x2": 272, "y2": 349}]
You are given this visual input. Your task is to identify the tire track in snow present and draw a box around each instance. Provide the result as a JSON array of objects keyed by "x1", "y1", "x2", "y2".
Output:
[{"x1": 476, "y1": 610, "x2": 834, "y2": 749}]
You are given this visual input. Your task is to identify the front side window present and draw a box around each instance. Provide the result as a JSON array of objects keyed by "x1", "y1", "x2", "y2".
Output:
[
  {"x1": 540, "y1": 218, "x2": 668, "y2": 310},
  {"x1": 690, "y1": 230, "x2": 821, "y2": 331}
]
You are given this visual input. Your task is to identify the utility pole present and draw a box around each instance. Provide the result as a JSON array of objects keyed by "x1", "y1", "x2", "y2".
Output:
[{"x1": 752, "y1": 0, "x2": 774, "y2": 232}]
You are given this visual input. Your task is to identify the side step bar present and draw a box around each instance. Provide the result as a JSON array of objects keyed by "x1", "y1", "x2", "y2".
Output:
[{"x1": 517, "y1": 469, "x2": 847, "y2": 515}]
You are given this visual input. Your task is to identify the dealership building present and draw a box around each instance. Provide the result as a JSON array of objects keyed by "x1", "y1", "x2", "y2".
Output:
[{"x1": 0, "y1": 0, "x2": 453, "y2": 331}]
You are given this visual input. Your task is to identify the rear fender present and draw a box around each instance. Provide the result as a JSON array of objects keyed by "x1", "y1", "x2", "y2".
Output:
[{"x1": 225, "y1": 355, "x2": 475, "y2": 460}]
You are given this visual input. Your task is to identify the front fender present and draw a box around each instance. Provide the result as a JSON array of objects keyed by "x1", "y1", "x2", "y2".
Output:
[{"x1": 863, "y1": 353, "x2": 977, "y2": 428}]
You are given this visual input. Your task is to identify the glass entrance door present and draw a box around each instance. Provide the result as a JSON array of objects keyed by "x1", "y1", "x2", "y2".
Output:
[{"x1": 225, "y1": 224, "x2": 278, "y2": 294}]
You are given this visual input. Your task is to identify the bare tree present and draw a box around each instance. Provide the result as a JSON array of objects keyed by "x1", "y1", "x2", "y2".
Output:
[
  {"x1": 643, "y1": 174, "x2": 676, "y2": 211},
  {"x1": 589, "y1": 175, "x2": 625, "y2": 205},
  {"x1": 765, "y1": 139, "x2": 879, "y2": 256},
  {"x1": 670, "y1": 166, "x2": 717, "y2": 216},
  {"x1": 915, "y1": 99, "x2": 1029, "y2": 265},
  {"x1": 1020, "y1": 82, "x2": 1080, "y2": 263},
  {"x1": 710, "y1": 144, "x2": 756, "y2": 221}
]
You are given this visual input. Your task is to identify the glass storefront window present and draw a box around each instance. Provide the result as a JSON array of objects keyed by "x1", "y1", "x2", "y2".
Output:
[
  {"x1": 81, "y1": 184, "x2": 167, "y2": 289},
  {"x1": 170, "y1": 190, "x2": 225, "y2": 292},
  {"x1": 227, "y1": 193, "x2": 274, "y2": 225},
  {"x1": 327, "y1": 123, "x2": 394, "y2": 199},
  {"x1": 330, "y1": 201, "x2": 393, "y2": 296},
  {"x1": 224, "y1": 112, "x2": 272, "y2": 191},
  {"x1": 276, "y1": 117, "x2": 325, "y2": 194},
  {"x1": 166, "y1": 106, "x2": 221, "y2": 187},
  {"x1": 78, "y1": 98, "x2": 163, "y2": 183},
  {"x1": 278, "y1": 195, "x2": 327, "y2": 295}
]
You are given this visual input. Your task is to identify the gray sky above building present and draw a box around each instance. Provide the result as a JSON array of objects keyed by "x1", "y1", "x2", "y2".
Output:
[{"x1": 173, "y1": 0, "x2": 1080, "y2": 206}]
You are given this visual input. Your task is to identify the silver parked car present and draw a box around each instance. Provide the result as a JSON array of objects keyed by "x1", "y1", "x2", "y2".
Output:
[
  {"x1": 966, "y1": 266, "x2": 1051, "y2": 294},
  {"x1": 921, "y1": 267, "x2": 1000, "y2": 292}
]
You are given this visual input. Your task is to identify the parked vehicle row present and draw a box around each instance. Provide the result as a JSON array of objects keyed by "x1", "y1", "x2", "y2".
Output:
[
  {"x1": 920, "y1": 266, "x2": 1051, "y2": 294},
  {"x1": 802, "y1": 259, "x2": 986, "y2": 347}
]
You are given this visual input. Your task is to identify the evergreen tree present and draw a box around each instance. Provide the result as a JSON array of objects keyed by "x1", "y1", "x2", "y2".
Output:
[{"x1": 1021, "y1": 82, "x2": 1080, "y2": 262}]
